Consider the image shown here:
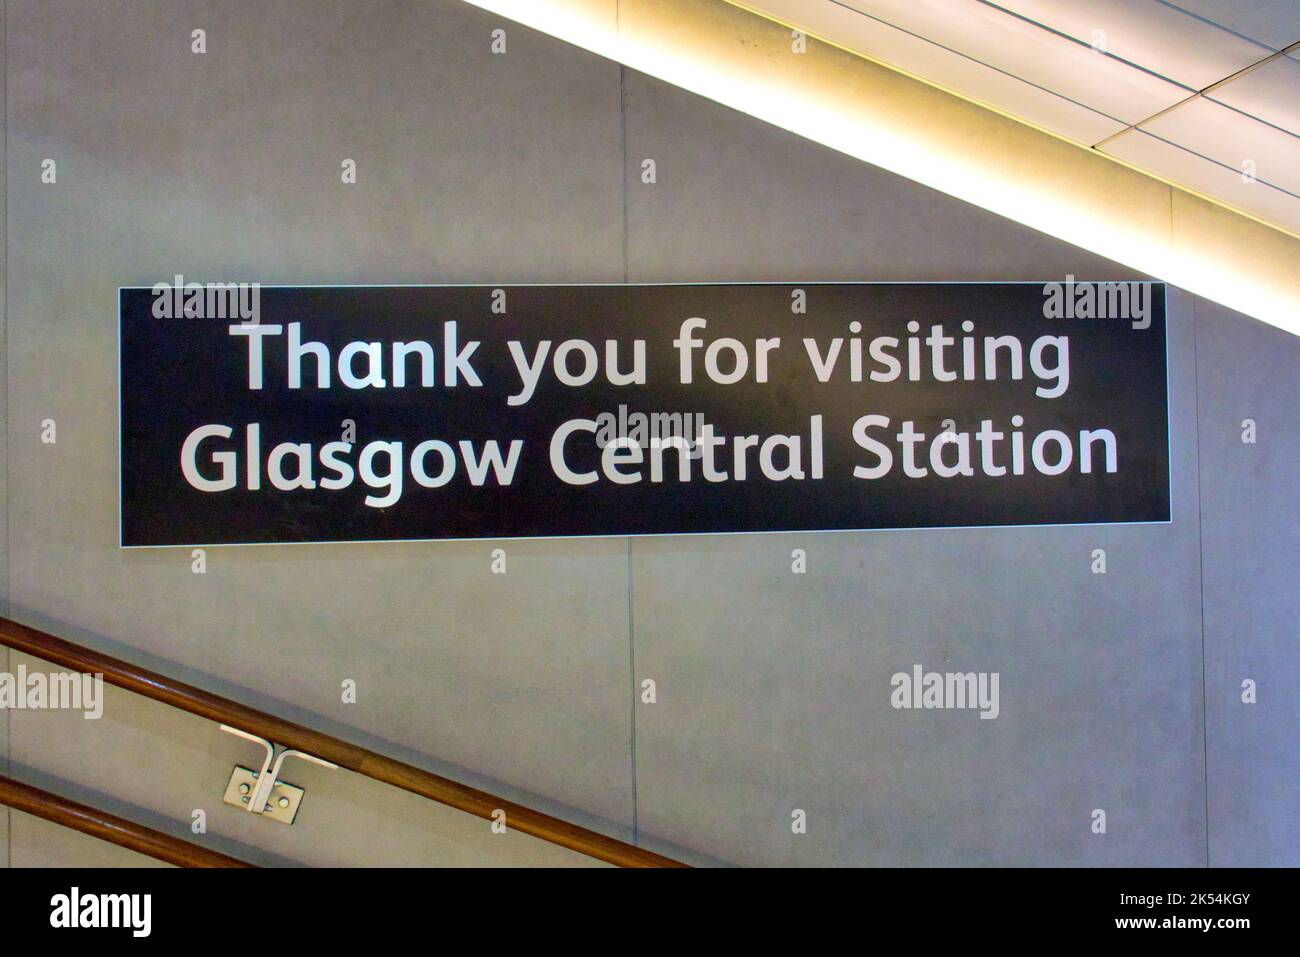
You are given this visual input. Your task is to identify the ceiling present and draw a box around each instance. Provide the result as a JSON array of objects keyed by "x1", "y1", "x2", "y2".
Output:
[{"x1": 732, "y1": 0, "x2": 1300, "y2": 236}]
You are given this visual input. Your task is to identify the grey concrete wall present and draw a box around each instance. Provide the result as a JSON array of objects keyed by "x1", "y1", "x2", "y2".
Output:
[
  {"x1": 1, "y1": 0, "x2": 10, "y2": 870},
  {"x1": 1196, "y1": 299, "x2": 1300, "y2": 867},
  {"x1": 1, "y1": 0, "x2": 1294, "y2": 866}
]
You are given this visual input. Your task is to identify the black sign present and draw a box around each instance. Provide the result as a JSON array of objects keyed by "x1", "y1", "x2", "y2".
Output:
[{"x1": 119, "y1": 282, "x2": 1169, "y2": 546}]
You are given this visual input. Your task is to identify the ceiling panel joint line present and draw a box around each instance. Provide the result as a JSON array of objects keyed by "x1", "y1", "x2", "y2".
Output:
[
  {"x1": 1091, "y1": 40, "x2": 1300, "y2": 150},
  {"x1": 974, "y1": 0, "x2": 1197, "y2": 91},
  {"x1": 1154, "y1": 0, "x2": 1296, "y2": 51},
  {"x1": 823, "y1": 0, "x2": 1128, "y2": 129}
]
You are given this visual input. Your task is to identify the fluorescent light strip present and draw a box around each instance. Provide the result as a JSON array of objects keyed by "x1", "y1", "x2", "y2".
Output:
[{"x1": 459, "y1": 0, "x2": 1299, "y2": 336}]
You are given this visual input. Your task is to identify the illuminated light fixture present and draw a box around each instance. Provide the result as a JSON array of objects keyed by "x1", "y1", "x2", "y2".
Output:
[{"x1": 458, "y1": 0, "x2": 1299, "y2": 337}]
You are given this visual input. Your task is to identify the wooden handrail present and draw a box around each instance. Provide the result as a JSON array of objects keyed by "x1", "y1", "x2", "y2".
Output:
[
  {"x1": 0, "y1": 616, "x2": 685, "y2": 868},
  {"x1": 0, "y1": 773, "x2": 253, "y2": 867}
]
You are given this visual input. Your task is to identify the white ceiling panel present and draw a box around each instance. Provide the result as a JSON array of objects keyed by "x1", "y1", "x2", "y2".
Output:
[
  {"x1": 738, "y1": 0, "x2": 1126, "y2": 143},
  {"x1": 991, "y1": 0, "x2": 1271, "y2": 90},
  {"x1": 837, "y1": 0, "x2": 1189, "y2": 123},
  {"x1": 1209, "y1": 53, "x2": 1300, "y2": 135},
  {"x1": 732, "y1": 0, "x2": 1299, "y2": 236},
  {"x1": 1162, "y1": 0, "x2": 1300, "y2": 51},
  {"x1": 1102, "y1": 127, "x2": 1300, "y2": 233},
  {"x1": 1142, "y1": 95, "x2": 1300, "y2": 195}
]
